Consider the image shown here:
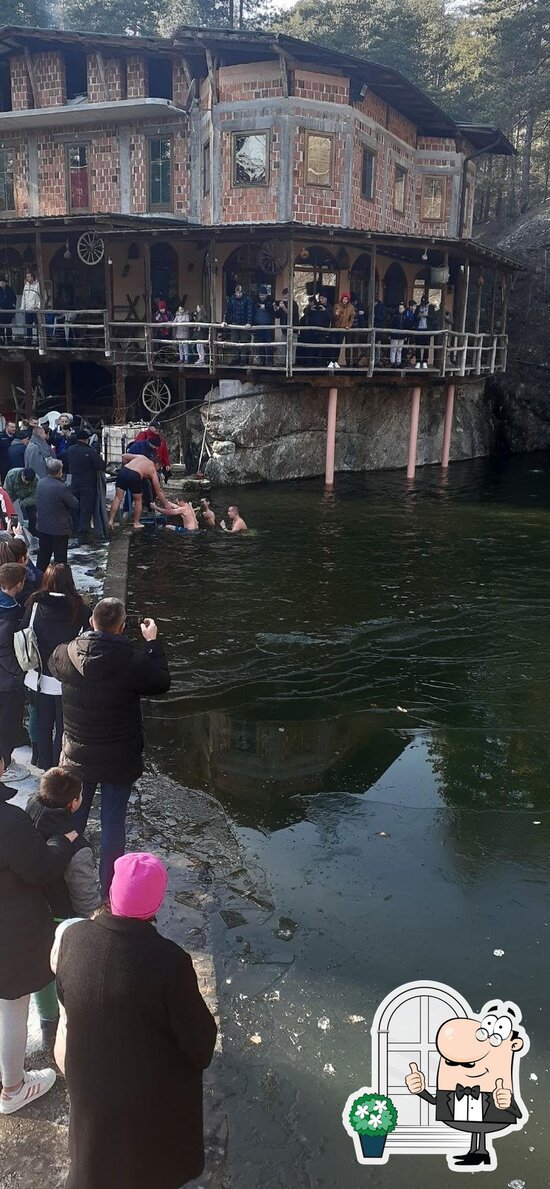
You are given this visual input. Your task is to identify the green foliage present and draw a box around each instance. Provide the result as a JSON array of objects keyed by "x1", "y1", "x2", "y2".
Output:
[{"x1": 347, "y1": 1092, "x2": 398, "y2": 1137}]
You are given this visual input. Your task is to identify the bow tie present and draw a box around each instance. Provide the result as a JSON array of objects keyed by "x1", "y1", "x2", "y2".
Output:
[{"x1": 456, "y1": 1084, "x2": 481, "y2": 1100}]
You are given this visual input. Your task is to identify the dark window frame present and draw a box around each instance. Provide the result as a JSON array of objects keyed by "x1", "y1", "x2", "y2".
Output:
[
  {"x1": 393, "y1": 164, "x2": 408, "y2": 214},
  {"x1": 0, "y1": 146, "x2": 16, "y2": 214},
  {"x1": 66, "y1": 142, "x2": 90, "y2": 214},
  {"x1": 361, "y1": 146, "x2": 376, "y2": 201},
  {"x1": 305, "y1": 130, "x2": 335, "y2": 188},
  {"x1": 231, "y1": 130, "x2": 270, "y2": 188},
  {"x1": 147, "y1": 134, "x2": 173, "y2": 212}
]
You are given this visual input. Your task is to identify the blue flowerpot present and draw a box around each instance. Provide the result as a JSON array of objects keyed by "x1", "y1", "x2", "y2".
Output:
[{"x1": 360, "y1": 1133, "x2": 387, "y2": 1159}]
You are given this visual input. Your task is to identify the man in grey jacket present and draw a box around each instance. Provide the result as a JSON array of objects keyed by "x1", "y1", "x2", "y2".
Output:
[
  {"x1": 36, "y1": 458, "x2": 78, "y2": 571},
  {"x1": 24, "y1": 422, "x2": 54, "y2": 479}
]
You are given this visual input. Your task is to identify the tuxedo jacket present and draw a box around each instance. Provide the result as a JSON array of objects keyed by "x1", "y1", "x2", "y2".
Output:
[{"x1": 420, "y1": 1088, "x2": 521, "y2": 1128}]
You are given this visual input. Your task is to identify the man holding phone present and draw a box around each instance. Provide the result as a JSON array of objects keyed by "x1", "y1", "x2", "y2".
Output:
[{"x1": 49, "y1": 597, "x2": 171, "y2": 896}]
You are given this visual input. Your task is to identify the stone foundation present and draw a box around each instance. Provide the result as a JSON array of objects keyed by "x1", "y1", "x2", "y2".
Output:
[{"x1": 192, "y1": 379, "x2": 495, "y2": 485}]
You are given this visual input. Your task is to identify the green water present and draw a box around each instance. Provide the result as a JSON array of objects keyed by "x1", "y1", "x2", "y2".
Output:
[{"x1": 129, "y1": 455, "x2": 549, "y2": 1188}]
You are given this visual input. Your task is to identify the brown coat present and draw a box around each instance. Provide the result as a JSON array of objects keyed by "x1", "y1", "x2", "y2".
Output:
[{"x1": 332, "y1": 301, "x2": 355, "y2": 330}]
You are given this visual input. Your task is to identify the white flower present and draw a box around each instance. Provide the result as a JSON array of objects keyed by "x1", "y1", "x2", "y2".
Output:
[
  {"x1": 368, "y1": 1115, "x2": 381, "y2": 1128},
  {"x1": 374, "y1": 1099, "x2": 387, "y2": 1112},
  {"x1": 355, "y1": 1104, "x2": 370, "y2": 1120}
]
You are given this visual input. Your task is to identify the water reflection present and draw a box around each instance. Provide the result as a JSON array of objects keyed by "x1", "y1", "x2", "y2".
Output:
[{"x1": 146, "y1": 705, "x2": 407, "y2": 828}]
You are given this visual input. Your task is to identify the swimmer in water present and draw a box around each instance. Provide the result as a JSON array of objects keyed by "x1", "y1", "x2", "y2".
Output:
[
  {"x1": 153, "y1": 499, "x2": 200, "y2": 533},
  {"x1": 220, "y1": 505, "x2": 248, "y2": 533},
  {"x1": 200, "y1": 498, "x2": 216, "y2": 528}
]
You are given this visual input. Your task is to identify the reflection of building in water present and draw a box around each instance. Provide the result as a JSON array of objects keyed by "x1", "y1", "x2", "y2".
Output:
[{"x1": 172, "y1": 709, "x2": 407, "y2": 827}]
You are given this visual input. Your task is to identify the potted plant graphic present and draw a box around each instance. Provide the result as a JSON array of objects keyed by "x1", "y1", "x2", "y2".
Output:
[{"x1": 342, "y1": 1086, "x2": 398, "y2": 1164}]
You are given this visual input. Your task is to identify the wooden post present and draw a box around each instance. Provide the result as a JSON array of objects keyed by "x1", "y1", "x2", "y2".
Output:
[
  {"x1": 325, "y1": 386, "x2": 338, "y2": 487},
  {"x1": 489, "y1": 267, "x2": 497, "y2": 333},
  {"x1": 407, "y1": 386, "x2": 421, "y2": 480},
  {"x1": 113, "y1": 367, "x2": 126, "y2": 425},
  {"x1": 474, "y1": 269, "x2": 484, "y2": 334},
  {"x1": 208, "y1": 238, "x2": 217, "y2": 321},
  {"x1": 440, "y1": 249, "x2": 449, "y2": 324},
  {"x1": 441, "y1": 382, "x2": 455, "y2": 469},
  {"x1": 368, "y1": 241, "x2": 377, "y2": 376},
  {"x1": 286, "y1": 232, "x2": 295, "y2": 377},
  {"x1": 64, "y1": 361, "x2": 73, "y2": 413},
  {"x1": 145, "y1": 324, "x2": 153, "y2": 371},
  {"x1": 34, "y1": 229, "x2": 47, "y2": 354},
  {"x1": 144, "y1": 240, "x2": 152, "y2": 324},
  {"x1": 23, "y1": 360, "x2": 33, "y2": 416},
  {"x1": 459, "y1": 258, "x2": 470, "y2": 333},
  {"x1": 501, "y1": 273, "x2": 510, "y2": 335}
]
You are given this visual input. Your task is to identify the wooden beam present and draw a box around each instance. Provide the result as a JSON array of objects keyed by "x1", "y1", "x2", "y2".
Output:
[
  {"x1": 24, "y1": 50, "x2": 38, "y2": 108},
  {"x1": 34, "y1": 228, "x2": 47, "y2": 354},
  {"x1": 64, "y1": 361, "x2": 73, "y2": 413},
  {"x1": 205, "y1": 49, "x2": 218, "y2": 105},
  {"x1": 474, "y1": 268, "x2": 484, "y2": 334},
  {"x1": 23, "y1": 360, "x2": 33, "y2": 416},
  {"x1": 95, "y1": 52, "x2": 111, "y2": 102},
  {"x1": 489, "y1": 267, "x2": 497, "y2": 334},
  {"x1": 181, "y1": 57, "x2": 192, "y2": 89},
  {"x1": 144, "y1": 240, "x2": 152, "y2": 324},
  {"x1": 276, "y1": 50, "x2": 291, "y2": 98},
  {"x1": 113, "y1": 367, "x2": 126, "y2": 425},
  {"x1": 459, "y1": 258, "x2": 470, "y2": 334}
]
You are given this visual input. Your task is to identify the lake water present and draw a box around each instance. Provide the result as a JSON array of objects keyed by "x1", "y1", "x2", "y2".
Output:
[{"x1": 129, "y1": 456, "x2": 549, "y2": 1188}]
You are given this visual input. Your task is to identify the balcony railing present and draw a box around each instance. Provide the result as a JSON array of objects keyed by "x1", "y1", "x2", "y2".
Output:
[{"x1": 0, "y1": 313, "x2": 508, "y2": 379}]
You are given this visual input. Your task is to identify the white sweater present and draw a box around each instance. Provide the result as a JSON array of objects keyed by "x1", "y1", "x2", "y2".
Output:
[{"x1": 21, "y1": 281, "x2": 41, "y2": 312}]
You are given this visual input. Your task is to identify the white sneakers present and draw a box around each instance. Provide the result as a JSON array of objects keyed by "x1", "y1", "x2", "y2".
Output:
[
  {"x1": 414, "y1": 362, "x2": 429, "y2": 370},
  {"x1": 327, "y1": 361, "x2": 341, "y2": 369},
  {"x1": 0, "y1": 1068, "x2": 56, "y2": 1114}
]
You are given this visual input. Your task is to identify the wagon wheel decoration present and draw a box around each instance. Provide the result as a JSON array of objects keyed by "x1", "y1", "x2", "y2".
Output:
[
  {"x1": 141, "y1": 377, "x2": 172, "y2": 415},
  {"x1": 257, "y1": 239, "x2": 289, "y2": 274},
  {"x1": 77, "y1": 231, "x2": 105, "y2": 266}
]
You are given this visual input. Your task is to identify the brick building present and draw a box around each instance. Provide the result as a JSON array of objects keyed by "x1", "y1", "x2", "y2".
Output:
[{"x1": 0, "y1": 23, "x2": 518, "y2": 473}]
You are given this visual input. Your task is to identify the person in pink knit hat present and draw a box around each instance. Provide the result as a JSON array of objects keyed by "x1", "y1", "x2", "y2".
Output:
[{"x1": 53, "y1": 852, "x2": 217, "y2": 1189}]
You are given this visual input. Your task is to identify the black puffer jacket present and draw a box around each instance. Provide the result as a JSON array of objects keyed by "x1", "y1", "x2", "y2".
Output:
[
  {"x1": 48, "y1": 632, "x2": 171, "y2": 784},
  {"x1": 0, "y1": 781, "x2": 73, "y2": 998},
  {"x1": 21, "y1": 592, "x2": 90, "y2": 676},
  {"x1": 0, "y1": 591, "x2": 23, "y2": 693}
]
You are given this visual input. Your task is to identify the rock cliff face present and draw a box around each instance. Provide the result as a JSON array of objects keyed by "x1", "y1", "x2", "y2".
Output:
[{"x1": 192, "y1": 379, "x2": 495, "y2": 485}]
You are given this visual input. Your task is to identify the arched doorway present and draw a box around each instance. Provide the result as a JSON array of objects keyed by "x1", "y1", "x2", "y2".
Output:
[
  {"x1": 50, "y1": 246, "x2": 105, "y2": 309},
  {"x1": 293, "y1": 245, "x2": 338, "y2": 314},
  {"x1": 349, "y1": 253, "x2": 381, "y2": 309},
  {"x1": 383, "y1": 261, "x2": 407, "y2": 309},
  {"x1": 223, "y1": 244, "x2": 273, "y2": 301},
  {"x1": 371, "y1": 981, "x2": 470, "y2": 1154},
  {"x1": 150, "y1": 242, "x2": 179, "y2": 310},
  {"x1": 0, "y1": 246, "x2": 24, "y2": 299}
]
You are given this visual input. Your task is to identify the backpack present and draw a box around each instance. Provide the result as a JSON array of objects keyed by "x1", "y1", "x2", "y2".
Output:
[{"x1": 13, "y1": 601, "x2": 41, "y2": 673}]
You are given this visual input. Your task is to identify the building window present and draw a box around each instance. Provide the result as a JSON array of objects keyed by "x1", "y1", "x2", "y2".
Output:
[
  {"x1": 148, "y1": 57, "x2": 173, "y2": 101},
  {"x1": 0, "y1": 148, "x2": 15, "y2": 213},
  {"x1": 421, "y1": 176, "x2": 445, "y2": 220},
  {"x1": 393, "y1": 164, "x2": 407, "y2": 213},
  {"x1": 65, "y1": 48, "x2": 88, "y2": 102},
  {"x1": 67, "y1": 144, "x2": 89, "y2": 212},
  {"x1": 305, "y1": 133, "x2": 334, "y2": 186},
  {"x1": 203, "y1": 141, "x2": 211, "y2": 196},
  {"x1": 232, "y1": 132, "x2": 268, "y2": 186},
  {"x1": 149, "y1": 137, "x2": 172, "y2": 210},
  {"x1": 361, "y1": 147, "x2": 375, "y2": 200}
]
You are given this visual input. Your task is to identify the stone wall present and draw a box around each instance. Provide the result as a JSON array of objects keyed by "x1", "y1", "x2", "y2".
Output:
[{"x1": 193, "y1": 379, "x2": 494, "y2": 485}]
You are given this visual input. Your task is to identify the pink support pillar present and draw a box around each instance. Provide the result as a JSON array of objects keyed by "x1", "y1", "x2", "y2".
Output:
[
  {"x1": 441, "y1": 382, "x2": 455, "y2": 469},
  {"x1": 325, "y1": 386, "x2": 338, "y2": 487},
  {"x1": 407, "y1": 386, "x2": 421, "y2": 480}
]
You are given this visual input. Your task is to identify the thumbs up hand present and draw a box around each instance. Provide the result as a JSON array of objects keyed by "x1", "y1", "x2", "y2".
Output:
[
  {"x1": 405, "y1": 1061, "x2": 425, "y2": 1095},
  {"x1": 493, "y1": 1078, "x2": 512, "y2": 1110}
]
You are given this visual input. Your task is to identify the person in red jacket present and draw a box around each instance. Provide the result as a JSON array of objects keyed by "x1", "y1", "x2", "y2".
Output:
[{"x1": 134, "y1": 423, "x2": 171, "y2": 480}]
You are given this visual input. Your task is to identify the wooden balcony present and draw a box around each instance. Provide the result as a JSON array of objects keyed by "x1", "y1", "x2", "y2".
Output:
[{"x1": 0, "y1": 311, "x2": 508, "y2": 381}]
